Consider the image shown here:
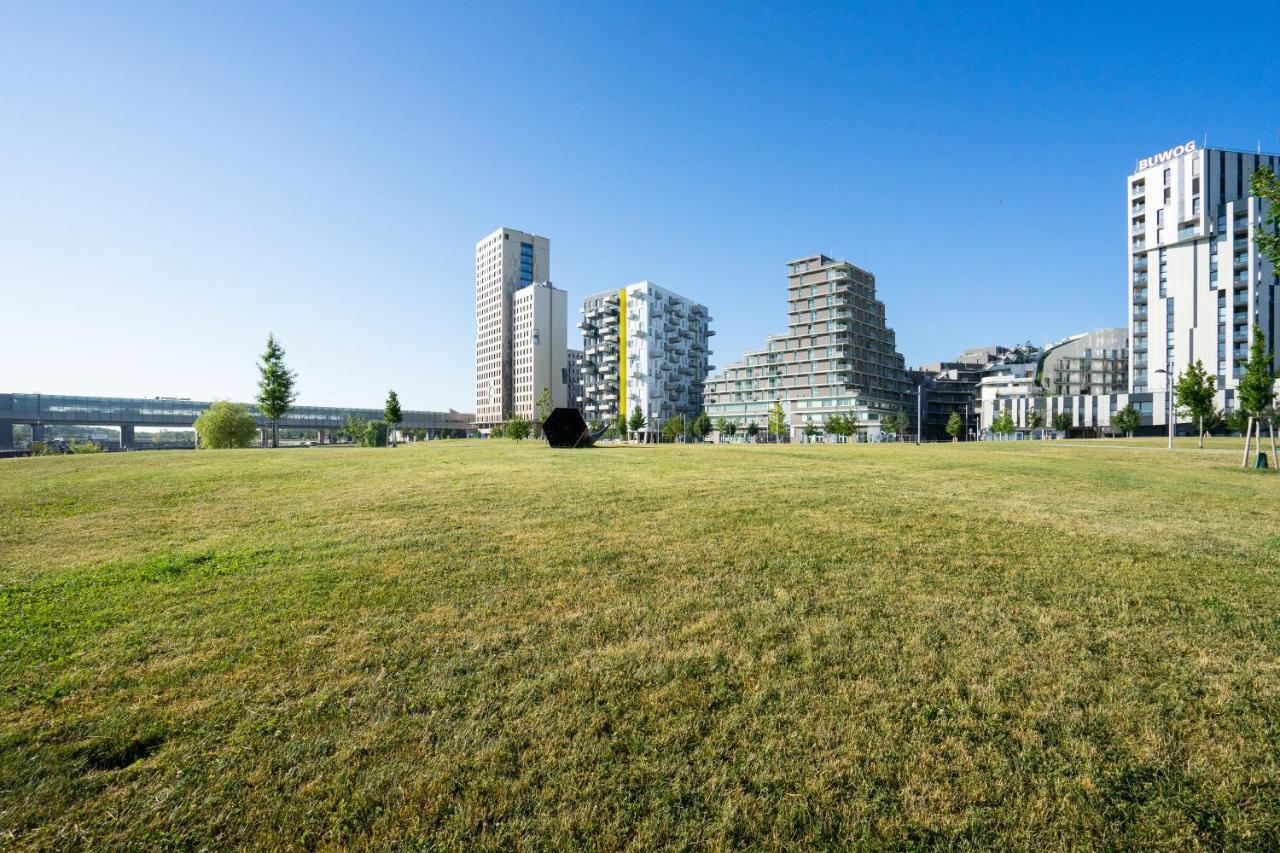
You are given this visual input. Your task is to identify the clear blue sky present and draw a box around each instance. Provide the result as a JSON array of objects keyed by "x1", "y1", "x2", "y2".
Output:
[{"x1": 3, "y1": 2, "x2": 1278, "y2": 410}]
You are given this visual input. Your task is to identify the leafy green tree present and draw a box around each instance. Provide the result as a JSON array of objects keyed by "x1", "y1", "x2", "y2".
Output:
[
  {"x1": 505, "y1": 415, "x2": 531, "y2": 442},
  {"x1": 1112, "y1": 404, "x2": 1140, "y2": 438},
  {"x1": 255, "y1": 334, "x2": 297, "y2": 448},
  {"x1": 1237, "y1": 325, "x2": 1276, "y2": 418},
  {"x1": 713, "y1": 417, "x2": 729, "y2": 441},
  {"x1": 1026, "y1": 409, "x2": 1044, "y2": 430},
  {"x1": 1173, "y1": 360, "x2": 1216, "y2": 449},
  {"x1": 661, "y1": 415, "x2": 686, "y2": 443},
  {"x1": 342, "y1": 414, "x2": 368, "y2": 444},
  {"x1": 803, "y1": 418, "x2": 817, "y2": 442},
  {"x1": 746, "y1": 421, "x2": 759, "y2": 441},
  {"x1": 69, "y1": 440, "x2": 104, "y2": 454},
  {"x1": 1052, "y1": 412, "x2": 1071, "y2": 433},
  {"x1": 361, "y1": 420, "x2": 388, "y2": 447},
  {"x1": 896, "y1": 408, "x2": 910, "y2": 441},
  {"x1": 1226, "y1": 408, "x2": 1250, "y2": 435},
  {"x1": 1250, "y1": 167, "x2": 1280, "y2": 268},
  {"x1": 991, "y1": 411, "x2": 1017, "y2": 437},
  {"x1": 880, "y1": 412, "x2": 897, "y2": 437},
  {"x1": 946, "y1": 411, "x2": 963, "y2": 442},
  {"x1": 194, "y1": 401, "x2": 258, "y2": 449},
  {"x1": 533, "y1": 387, "x2": 553, "y2": 438},
  {"x1": 628, "y1": 405, "x2": 646, "y2": 442},
  {"x1": 1237, "y1": 325, "x2": 1277, "y2": 466},
  {"x1": 724, "y1": 421, "x2": 737, "y2": 440},
  {"x1": 767, "y1": 402, "x2": 787, "y2": 443},
  {"x1": 384, "y1": 389, "x2": 402, "y2": 448},
  {"x1": 691, "y1": 411, "x2": 712, "y2": 441},
  {"x1": 612, "y1": 417, "x2": 627, "y2": 440}
]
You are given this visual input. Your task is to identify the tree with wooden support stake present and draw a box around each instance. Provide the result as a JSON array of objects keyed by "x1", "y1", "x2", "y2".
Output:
[{"x1": 1237, "y1": 325, "x2": 1277, "y2": 468}]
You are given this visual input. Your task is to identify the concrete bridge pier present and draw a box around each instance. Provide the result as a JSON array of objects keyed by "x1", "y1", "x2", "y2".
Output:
[
  {"x1": 120, "y1": 425, "x2": 135, "y2": 450},
  {"x1": 0, "y1": 422, "x2": 12, "y2": 448},
  {"x1": 32, "y1": 423, "x2": 45, "y2": 442}
]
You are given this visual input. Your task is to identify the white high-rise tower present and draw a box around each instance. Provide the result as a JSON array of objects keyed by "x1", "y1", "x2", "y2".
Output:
[{"x1": 474, "y1": 227, "x2": 550, "y2": 429}]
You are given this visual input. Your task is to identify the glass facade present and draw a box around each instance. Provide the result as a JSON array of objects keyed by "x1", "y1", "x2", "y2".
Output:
[{"x1": 0, "y1": 393, "x2": 474, "y2": 432}]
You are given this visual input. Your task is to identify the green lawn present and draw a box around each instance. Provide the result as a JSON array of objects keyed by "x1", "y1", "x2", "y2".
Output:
[{"x1": 2, "y1": 440, "x2": 1278, "y2": 848}]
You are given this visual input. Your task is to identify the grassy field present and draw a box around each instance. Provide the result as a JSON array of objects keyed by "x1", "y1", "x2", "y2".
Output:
[{"x1": 2, "y1": 439, "x2": 1279, "y2": 848}]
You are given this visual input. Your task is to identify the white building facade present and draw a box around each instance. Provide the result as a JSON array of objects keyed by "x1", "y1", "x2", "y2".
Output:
[
  {"x1": 475, "y1": 227, "x2": 550, "y2": 429},
  {"x1": 512, "y1": 281, "x2": 569, "y2": 420},
  {"x1": 1129, "y1": 142, "x2": 1278, "y2": 422},
  {"x1": 579, "y1": 281, "x2": 713, "y2": 438}
]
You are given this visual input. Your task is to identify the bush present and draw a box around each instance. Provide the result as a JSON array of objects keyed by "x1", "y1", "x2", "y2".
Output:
[
  {"x1": 193, "y1": 401, "x2": 258, "y2": 449},
  {"x1": 361, "y1": 420, "x2": 388, "y2": 447},
  {"x1": 69, "y1": 441, "x2": 104, "y2": 454}
]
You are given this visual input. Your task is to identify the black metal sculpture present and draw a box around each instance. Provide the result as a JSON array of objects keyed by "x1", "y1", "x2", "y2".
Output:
[{"x1": 541, "y1": 407, "x2": 606, "y2": 448}]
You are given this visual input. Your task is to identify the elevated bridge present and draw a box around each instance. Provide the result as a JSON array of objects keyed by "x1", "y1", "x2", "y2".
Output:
[{"x1": 0, "y1": 392, "x2": 474, "y2": 448}]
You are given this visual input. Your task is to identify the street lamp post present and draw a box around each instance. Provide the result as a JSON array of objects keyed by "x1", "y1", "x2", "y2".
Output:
[
  {"x1": 916, "y1": 383, "x2": 923, "y2": 445},
  {"x1": 1154, "y1": 367, "x2": 1174, "y2": 450}
]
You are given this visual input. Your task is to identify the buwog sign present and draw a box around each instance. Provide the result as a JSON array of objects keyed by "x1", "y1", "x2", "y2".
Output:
[{"x1": 1137, "y1": 140, "x2": 1196, "y2": 172}]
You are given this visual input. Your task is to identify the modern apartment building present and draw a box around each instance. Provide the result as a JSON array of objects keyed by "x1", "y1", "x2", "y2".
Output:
[
  {"x1": 1129, "y1": 141, "x2": 1278, "y2": 417},
  {"x1": 704, "y1": 254, "x2": 911, "y2": 438},
  {"x1": 1039, "y1": 328, "x2": 1128, "y2": 396},
  {"x1": 974, "y1": 329, "x2": 1128, "y2": 435},
  {"x1": 475, "y1": 227, "x2": 550, "y2": 429},
  {"x1": 579, "y1": 281, "x2": 713, "y2": 437},
  {"x1": 511, "y1": 280, "x2": 569, "y2": 420},
  {"x1": 566, "y1": 348, "x2": 585, "y2": 413}
]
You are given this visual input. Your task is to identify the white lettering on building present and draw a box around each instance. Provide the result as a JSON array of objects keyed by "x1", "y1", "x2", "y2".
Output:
[{"x1": 1137, "y1": 140, "x2": 1197, "y2": 172}]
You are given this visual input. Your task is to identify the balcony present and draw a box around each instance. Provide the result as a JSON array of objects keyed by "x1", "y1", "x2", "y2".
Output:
[
  {"x1": 1132, "y1": 223, "x2": 1146, "y2": 235},
  {"x1": 1233, "y1": 273, "x2": 1249, "y2": 285},
  {"x1": 1132, "y1": 238, "x2": 1146, "y2": 251},
  {"x1": 1133, "y1": 273, "x2": 1149, "y2": 285},
  {"x1": 1133, "y1": 259, "x2": 1149, "y2": 272},
  {"x1": 1132, "y1": 183, "x2": 1145, "y2": 197},
  {"x1": 1132, "y1": 202, "x2": 1146, "y2": 214},
  {"x1": 1132, "y1": 307, "x2": 1148, "y2": 318},
  {"x1": 1234, "y1": 327, "x2": 1249, "y2": 342},
  {"x1": 1234, "y1": 239, "x2": 1249, "y2": 251},
  {"x1": 1234, "y1": 293, "x2": 1249, "y2": 307}
]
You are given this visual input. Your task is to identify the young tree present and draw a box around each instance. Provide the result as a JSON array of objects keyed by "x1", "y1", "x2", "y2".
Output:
[
  {"x1": 505, "y1": 414, "x2": 531, "y2": 443},
  {"x1": 1237, "y1": 324, "x2": 1277, "y2": 467},
  {"x1": 946, "y1": 411, "x2": 963, "y2": 442},
  {"x1": 692, "y1": 411, "x2": 712, "y2": 441},
  {"x1": 879, "y1": 412, "x2": 897, "y2": 437},
  {"x1": 1052, "y1": 412, "x2": 1071, "y2": 434},
  {"x1": 745, "y1": 421, "x2": 759, "y2": 442},
  {"x1": 1226, "y1": 408, "x2": 1250, "y2": 436},
  {"x1": 255, "y1": 333, "x2": 297, "y2": 448},
  {"x1": 768, "y1": 402, "x2": 787, "y2": 443},
  {"x1": 713, "y1": 417, "x2": 730, "y2": 442},
  {"x1": 194, "y1": 400, "x2": 258, "y2": 449},
  {"x1": 895, "y1": 408, "x2": 910, "y2": 442},
  {"x1": 361, "y1": 420, "x2": 389, "y2": 447},
  {"x1": 724, "y1": 421, "x2": 737, "y2": 441},
  {"x1": 803, "y1": 418, "x2": 817, "y2": 442},
  {"x1": 342, "y1": 414, "x2": 368, "y2": 444},
  {"x1": 533, "y1": 387, "x2": 553, "y2": 438},
  {"x1": 1112, "y1": 404, "x2": 1140, "y2": 438},
  {"x1": 1250, "y1": 167, "x2": 1280, "y2": 269},
  {"x1": 1026, "y1": 409, "x2": 1044, "y2": 430},
  {"x1": 661, "y1": 415, "x2": 686, "y2": 443},
  {"x1": 384, "y1": 389, "x2": 403, "y2": 448},
  {"x1": 992, "y1": 411, "x2": 1016, "y2": 437},
  {"x1": 1173, "y1": 360, "x2": 1216, "y2": 449},
  {"x1": 628, "y1": 405, "x2": 646, "y2": 442}
]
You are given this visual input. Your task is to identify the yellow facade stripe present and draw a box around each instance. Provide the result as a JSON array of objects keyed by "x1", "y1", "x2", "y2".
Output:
[{"x1": 618, "y1": 288, "x2": 627, "y2": 424}]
